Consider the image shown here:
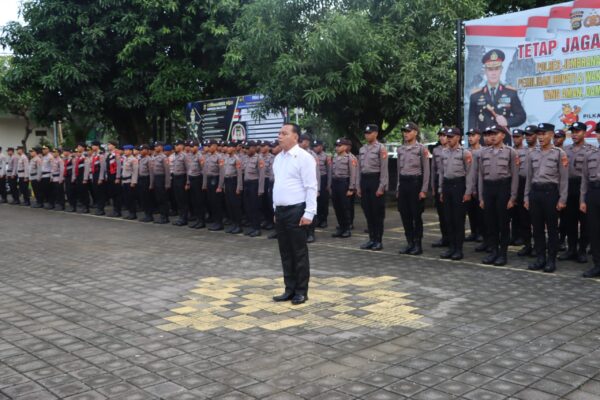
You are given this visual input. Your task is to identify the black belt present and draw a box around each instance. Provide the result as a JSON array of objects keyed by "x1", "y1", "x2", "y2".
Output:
[
  {"x1": 42, "y1": 172, "x2": 51, "y2": 175},
  {"x1": 173, "y1": 174, "x2": 186, "y2": 177},
  {"x1": 443, "y1": 177, "x2": 466, "y2": 183},
  {"x1": 244, "y1": 179, "x2": 258, "y2": 183},
  {"x1": 139, "y1": 175, "x2": 150, "y2": 179},
  {"x1": 532, "y1": 182, "x2": 558, "y2": 191},
  {"x1": 589, "y1": 181, "x2": 600, "y2": 189},
  {"x1": 483, "y1": 177, "x2": 511, "y2": 184},
  {"x1": 361, "y1": 172, "x2": 380, "y2": 176},
  {"x1": 206, "y1": 174, "x2": 219, "y2": 178},
  {"x1": 17, "y1": 170, "x2": 24, "y2": 173},
  {"x1": 225, "y1": 175, "x2": 237, "y2": 179},
  {"x1": 332, "y1": 176, "x2": 350, "y2": 180},
  {"x1": 122, "y1": 175, "x2": 131, "y2": 179},
  {"x1": 52, "y1": 174, "x2": 59, "y2": 177},
  {"x1": 399, "y1": 175, "x2": 422, "y2": 181},
  {"x1": 275, "y1": 202, "x2": 305, "y2": 211}
]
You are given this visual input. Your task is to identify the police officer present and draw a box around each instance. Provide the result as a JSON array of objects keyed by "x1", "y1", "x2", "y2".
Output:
[
  {"x1": 222, "y1": 142, "x2": 243, "y2": 234},
  {"x1": 330, "y1": 138, "x2": 357, "y2": 238},
  {"x1": 203, "y1": 139, "x2": 225, "y2": 231},
  {"x1": 439, "y1": 127, "x2": 473, "y2": 260},
  {"x1": 559, "y1": 122, "x2": 591, "y2": 263},
  {"x1": 170, "y1": 140, "x2": 188, "y2": 226},
  {"x1": 73, "y1": 143, "x2": 90, "y2": 213},
  {"x1": 554, "y1": 129, "x2": 568, "y2": 251},
  {"x1": 120, "y1": 145, "x2": 138, "y2": 219},
  {"x1": 37, "y1": 145, "x2": 52, "y2": 208},
  {"x1": 478, "y1": 126, "x2": 519, "y2": 266},
  {"x1": 6, "y1": 147, "x2": 19, "y2": 204},
  {"x1": 525, "y1": 123, "x2": 568, "y2": 273},
  {"x1": 186, "y1": 141, "x2": 206, "y2": 229},
  {"x1": 150, "y1": 142, "x2": 171, "y2": 224},
  {"x1": 580, "y1": 142, "x2": 600, "y2": 277},
  {"x1": 468, "y1": 49, "x2": 526, "y2": 143},
  {"x1": 51, "y1": 148, "x2": 65, "y2": 211},
  {"x1": 465, "y1": 128, "x2": 484, "y2": 243},
  {"x1": 430, "y1": 128, "x2": 449, "y2": 247},
  {"x1": 16, "y1": 146, "x2": 30, "y2": 206},
  {"x1": 511, "y1": 129, "x2": 531, "y2": 256},
  {"x1": 137, "y1": 144, "x2": 153, "y2": 222},
  {"x1": 242, "y1": 141, "x2": 265, "y2": 237},
  {"x1": 358, "y1": 124, "x2": 388, "y2": 251},
  {"x1": 260, "y1": 141, "x2": 275, "y2": 230},
  {"x1": 312, "y1": 140, "x2": 331, "y2": 228},
  {"x1": 105, "y1": 140, "x2": 122, "y2": 217},
  {"x1": 0, "y1": 147, "x2": 7, "y2": 203},
  {"x1": 28, "y1": 147, "x2": 43, "y2": 207},
  {"x1": 396, "y1": 122, "x2": 430, "y2": 255},
  {"x1": 88, "y1": 141, "x2": 106, "y2": 215}
]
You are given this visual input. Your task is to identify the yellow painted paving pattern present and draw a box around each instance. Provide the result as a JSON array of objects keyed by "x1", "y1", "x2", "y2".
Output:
[{"x1": 159, "y1": 276, "x2": 428, "y2": 332}]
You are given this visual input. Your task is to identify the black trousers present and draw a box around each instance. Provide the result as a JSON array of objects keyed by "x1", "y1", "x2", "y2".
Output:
[
  {"x1": 434, "y1": 183, "x2": 448, "y2": 241},
  {"x1": 331, "y1": 178, "x2": 352, "y2": 231},
  {"x1": 442, "y1": 177, "x2": 467, "y2": 252},
  {"x1": 153, "y1": 175, "x2": 168, "y2": 218},
  {"x1": 0, "y1": 176, "x2": 6, "y2": 200},
  {"x1": 262, "y1": 179, "x2": 274, "y2": 224},
  {"x1": 91, "y1": 173, "x2": 105, "y2": 211},
  {"x1": 466, "y1": 194, "x2": 484, "y2": 238},
  {"x1": 137, "y1": 176, "x2": 152, "y2": 216},
  {"x1": 8, "y1": 177, "x2": 19, "y2": 202},
  {"x1": 106, "y1": 174, "x2": 121, "y2": 213},
  {"x1": 172, "y1": 174, "x2": 188, "y2": 222},
  {"x1": 18, "y1": 178, "x2": 30, "y2": 204},
  {"x1": 513, "y1": 176, "x2": 531, "y2": 245},
  {"x1": 244, "y1": 179, "x2": 261, "y2": 230},
  {"x1": 206, "y1": 175, "x2": 223, "y2": 224},
  {"x1": 276, "y1": 203, "x2": 310, "y2": 297},
  {"x1": 317, "y1": 174, "x2": 329, "y2": 223},
  {"x1": 565, "y1": 178, "x2": 588, "y2": 252},
  {"x1": 360, "y1": 173, "x2": 385, "y2": 242},
  {"x1": 188, "y1": 175, "x2": 205, "y2": 222},
  {"x1": 530, "y1": 184, "x2": 560, "y2": 258},
  {"x1": 41, "y1": 177, "x2": 53, "y2": 206},
  {"x1": 586, "y1": 186, "x2": 600, "y2": 266},
  {"x1": 65, "y1": 176, "x2": 76, "y2": 209},
  {"x1": 483, "y1": 179, "x2": 511, "y2": 250},
  {"x1": 53, "y1": 181, "x2": 65, "y2": 208},
  {"x1": 31, "y1": 180, "x2": 41, "y2": 204},
  {"x1": 224, "y1": 177, "x2": 242, "y2": 226},
  {"x1": 75, "y1": 175, "x2": 89, "y2": 209},
  {"x1": 397, "y1": 176, "x2": 425, "y2": 242},
  {"x1": 122, "y1": 183, "x2": 136, "y2": 215}
]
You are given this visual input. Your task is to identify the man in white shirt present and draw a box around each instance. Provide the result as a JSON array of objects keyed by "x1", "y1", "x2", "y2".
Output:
[{"x1": 272, "y1": 123, "x2": 318, "y2": 305}]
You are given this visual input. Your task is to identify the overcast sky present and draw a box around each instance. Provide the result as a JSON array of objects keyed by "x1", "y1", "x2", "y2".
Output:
[{"x1": 0, "y1": 0, "x2": 23, "y2": 54}]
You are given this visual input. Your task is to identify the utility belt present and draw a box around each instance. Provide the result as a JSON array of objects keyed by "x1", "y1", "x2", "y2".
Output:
[
  {"x1": 52, "y1": 174, "x2": 60, "y2": 177},
  {"x1": 42, "y1": 171, "x2": 51, "y2": 176},
  {"x1": 17, "y1": 170, "x2": 24, "y2": 173},
  {"x1": 244, "y1": 178, "x2": 258, "y2": 183},
  {"x1": 483, "y1": 177, "x2": 511, "y2": 185},
  {"x1": 225, "y1": 175, "x2": 238, "y2": 179},
  {"x1": 531, "y1": 182, "x2": 558, "y2": 191},
  {"x1": 332, "y1": 176, "x2": 350, "y2": 181},
  {"x1": 361, "y1": 172, "x2": 380, "y2": 177},
  {"x1": 443, "y1": 176, "x2": 466, "y2": 184},
  {"x1": 399, "y1": 174, "x2": 422, "y2": 181}
]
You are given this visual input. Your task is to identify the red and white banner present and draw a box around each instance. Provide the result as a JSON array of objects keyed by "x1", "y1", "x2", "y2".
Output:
[{"x1": 464, "y1": 0, "x2": 600, "y2": 139}]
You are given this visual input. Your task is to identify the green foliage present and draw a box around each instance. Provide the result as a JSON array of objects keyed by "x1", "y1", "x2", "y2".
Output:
[
  {"x1": 223, "y1": 0, "x2": 486, "y2": 144},
  {"x1": 485, "y1": 0, "x2": 564, "y2": 15}
]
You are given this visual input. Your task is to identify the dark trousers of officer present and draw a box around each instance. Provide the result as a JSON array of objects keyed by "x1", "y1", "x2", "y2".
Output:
[
  {"x1": 530, "y1": 183, "x2": 560, "y2": 258},
  {"x1": 466, "y1": 195, "x2": 484, "y2": 239},
  {"x1": 8, "y1": 177, "x2": 19, "y2": 202},
  {"x1": 53, "y1": 181, "x2": 65, "y2": 209},
  {"x1": 0, "y1": 176, "x2": 6, "y2": 200},
  {"x1": 331, "y1": 178, "x2": 352, "y2": 232},
  {"x1": 224, "y1": 177, "x2": 242, "y2": 226},
  {"x1": 317, "y1": 175, "x2": 329, "y2": 224},
  {"x1": 152, "y1": 175, "x2": 168, "y2": 218},
  {"x1": 91, "y1": 173, "x2": 105, "y2": 212},
  {"x1": 122, "y1": 182, "x2": 136, "y2": 216},
  {"x1": 106, "y1": 174, "x2": 121, "y2": 214},
  {"x1": 360, "y1": 173, "x2": 385, "y2": 242},
  {"x1": 188, "y1": 175, "x2": 205, "y2": 222},
  {"x1": 514, "y1": 176, "x2": 531, "y2": 246},
  {"x1": 75, "y1": 175, "x2": 89, "y2": 210},
  {"x1": 244, "y1": 179, "x2": 261, "y2": 230},
  {"x1": 434, "y1": 183, "x2": 448, "y2": 242},
  {"x1": 275, "y1": 203, "x2": 310, "y2": 297},
  {"x1": 65, "y1": 176, "x2": 76, "y2": 210},
  {"x1": 565, "y1": 178, "x2": 588, "y2": 252},
  {"x1": 31, "y1": 180, "x2": 41, "y2": 205},
  {"x1": 41, "y1": 176, "x2": 53, "y2": 206},
  {"x1": 442, "y1": 177, "x2": 467, "y2": 252},
  {"x1": 206, "y1": 175, "x2": 223, "y2": 224},
  {"x1": 137, "y1": 176, "x2": 152, "y2": 217},
  {"x1": 172, "y1": 174, "x2": 188, "y2": 222},
  {"x1": 586, "y1": 184, "x2": 600, "y2": 266},
  {"x1": 18, "y1": 177, "x2": 30, "y2": 204},
  {"x1": 168, "y1": 183, "x2": 178, "y2": 214},
  {"x1": 397, "y1": 176, "x2": 425, "y2": 244},
  {"x1": 483, "y1": 179, "x2": 511, "y2": 251},
  {"x1": 262, "y1": 179, "x2": 274, "y2": 224}
]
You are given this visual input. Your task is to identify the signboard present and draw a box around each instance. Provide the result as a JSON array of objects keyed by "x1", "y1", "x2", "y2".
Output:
[
  {"x1": 464, "y1": 0, "x2": 600, "y2": 140},
  {"x1": 186, "y1": 94, "x2": 285, "y2": 142}
]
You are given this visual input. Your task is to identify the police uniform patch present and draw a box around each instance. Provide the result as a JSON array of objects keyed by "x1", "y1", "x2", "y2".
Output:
[
  {"x1": 465, "y1": 152, "x2": 473, "y2": 165},
  {"x1": 561, "y1": 154, "x2": 569, "y2": 167}
]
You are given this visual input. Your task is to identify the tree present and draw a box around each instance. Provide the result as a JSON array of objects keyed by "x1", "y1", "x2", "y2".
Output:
[
  {"x1": 1, "y1": 0, "x2": 244, "y2": 143},
  {"x1": 486, "y1": 0, "x2": 564, "y2": 15},
  {"x1": 0, "y1": 56, "x2": 39, "y2": 149},
  {"x1": 223, "y1": 0, "x2": 486, "y2": 147}
]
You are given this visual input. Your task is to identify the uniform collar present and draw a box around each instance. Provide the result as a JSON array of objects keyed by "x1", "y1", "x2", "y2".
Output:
[{"x1": 283, "y1": 144, "x2": 301, "y2": 156}]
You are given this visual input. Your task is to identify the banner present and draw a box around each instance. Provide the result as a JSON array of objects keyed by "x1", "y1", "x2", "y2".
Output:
[
  {"x1": 186, "y1": 94, "x2": 285, "y2": 142},
  {"x1": 464, "y1": 0, "x2": 600, "y2": 140}
]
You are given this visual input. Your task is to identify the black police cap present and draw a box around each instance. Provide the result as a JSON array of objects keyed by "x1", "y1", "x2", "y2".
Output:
[
  {"x1": 512, "y1": 129, "x2": 525, "y2": 136},
  {"x1": 524, "y1": 125, "x2": 538, "y2": 135},
  {"x1": 311, "y1": 139, "x2": 324, "y2": 147},
  {"x1": 467, "y1": 128, "x2": 481, "y2": 136},
  {"x1": 554, "y1": 129, "x2": 566, "y2": 138},
  {"x1": 299, "y1": 134, "x2": 311, "y2": 142},
  {"x1": 401, "y1": 122, "x2": 419, "y2": 132},
  {"x1": 535, "y1": 123, "x2": 555, "y2": 133},
  {"x1": 364, "y1": 124, "x2": 379, "y2": 133},
  {"x1": 570, "y1": 122, "x2": 586, "y2": 131},
  {"x1": 482, "y1": 49, "x2": 505, "y2": 67},
  {"x1": 445, "y1": 127, "x2": 461, "y2": 137},
  {"x1": 174, "y1": 139, "x2": 185, "y2": 146}
]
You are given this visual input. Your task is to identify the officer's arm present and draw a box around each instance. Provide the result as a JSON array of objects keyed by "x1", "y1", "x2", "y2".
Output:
[
  {"x1": 438, "y1": 156, "x2": 444, "y2": 194},
  {"x1": 132, "y1": 160, "x2": 139, "y2": 185},
  {"x1": 83, "y1": 159, "x2": 90, "y2": 182},
  {"x1": 237, "y1": 159, "x2": 243, "y2": 192},
  {"x1": 149, "y1": 159, "x2": 155, "y2": 189},
  {"x1": 202, "y1": 160, "x2": 208, "y2": 190},
  {"x1": 509, "y1": 149, "x2": 519, "y2": 201},
  {"x1": 581, "y1": 154, "x2": 588, "y2": 205},
  {"x1": 559, "y1": 150, "x2": 569, "y2": 205},
  {"x1": 349, "y1": 157, "x2": 357, "y2": 191},
  {"x1": 464, "y1": 150, "x2": 473, "y2": 195},
  {"x1": 258, "y1": 159, "x2": 265, "y2": 195},
  {"x1": 379, "y1": 147, "x2": 389, "y2": 192},
  {"x1": 217, "y1": 157, "x2": 225, "y2": 190},
  {"x1": 99, "y1": 155, "x2": 106, "y2": 181},
  {"x1": 396, "y1": 152, "x2": 401, "y2": 194},
  {"x1": 468, "y1": 152, "x2": 478, "y2": 196},
  {"x1": 315, "y1": 156, "x2": 321, "y2": 192},
  {"x1": 116, "y1": 155, "x2": 122, "y2": 180},
  {"x1": 36, "y1": 159, "x2": 42, "y2": 181},
  {"x1": 507, "y1": 92, "x2": 526, "y2": 127},
  {"x1": 421, "y1": 147, "x2": 430, "y2": 194},
  {"x1": 478, "y1": 154, "x2": 484, "y2": 201},
  {"x1": 524, "y1": 154, "x2": 532, "y2": 204},
  {"x1": 164, "y1": 157, "x2": 171, "y2": 189}
]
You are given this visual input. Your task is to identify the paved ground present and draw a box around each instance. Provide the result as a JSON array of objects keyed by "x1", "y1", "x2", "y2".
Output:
[{"x1": 1, "y1": 202, "x2": 600, "y2": 400}]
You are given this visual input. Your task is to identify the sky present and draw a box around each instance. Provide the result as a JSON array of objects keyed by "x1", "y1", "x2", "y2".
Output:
[{"x1": 0, "y1": 0, "x2": 23, "y2": 55}]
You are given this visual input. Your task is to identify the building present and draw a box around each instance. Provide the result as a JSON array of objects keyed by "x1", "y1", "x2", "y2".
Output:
[{"x1": 0, "y1": 112, "x2": 52, "y2": 150}]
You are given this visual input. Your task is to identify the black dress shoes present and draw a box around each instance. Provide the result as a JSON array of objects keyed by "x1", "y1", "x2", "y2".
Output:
[
  {"x1": 340, "y1": 230, "x2": 351, "y2": 238},
  {"x1": 360, "y1": 240, "x2": 374, "y2": 250},
  {"x1": 528, "y1": 256, "x2": 546, "y2": 271},
  {"x1": 268, "y1": 232, "x2": 278, "y2": 239},
  {"x1": 583, "y1": 266, "x2": 600, "y2": 278},
  {"x1": 208, "y1": 223, "x2": 224, "y2": 231},
  {"x1": 371, "y1": 242, "x2": 383, "y2": 251},
  {"x1": 450, "y1": 251, "x2": 463, "y2": 261},
  {"x1": 291, "y1": 294, "x2": 307, "y2": 305},
  {"x1": 273, "y1": 293, "x2": 294, "y2": 302}
]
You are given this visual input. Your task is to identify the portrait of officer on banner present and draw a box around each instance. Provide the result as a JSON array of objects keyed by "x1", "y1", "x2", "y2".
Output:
[{"x1": 468, "y1": 49, "x2": 526, "y2": 144}]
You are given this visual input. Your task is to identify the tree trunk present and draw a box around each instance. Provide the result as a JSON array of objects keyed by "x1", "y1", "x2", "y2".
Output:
[
  {"x1": 20, "y1": 114, "x2": 32, "y2": 152},
  {"x1": 109, "y1": 107, "x2": 151, "y2": 144}
]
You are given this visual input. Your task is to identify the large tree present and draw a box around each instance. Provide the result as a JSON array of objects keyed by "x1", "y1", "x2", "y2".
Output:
[
  {"x1": 223, "y1": 0, "x2": 486, "y2": 145},
  {"x1": 1, "y1": 0, "x2": 243, "y2": 143}
]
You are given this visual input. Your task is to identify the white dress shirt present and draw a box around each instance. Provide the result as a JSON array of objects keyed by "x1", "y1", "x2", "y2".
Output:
[{"x1": 273, "y1": 144, "x2": 318, "y2": 220}]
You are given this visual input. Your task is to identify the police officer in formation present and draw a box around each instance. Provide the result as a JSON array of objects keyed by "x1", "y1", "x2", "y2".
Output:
[{"x1": 4, "y1": 120, "x2": 600, "y2": 279}]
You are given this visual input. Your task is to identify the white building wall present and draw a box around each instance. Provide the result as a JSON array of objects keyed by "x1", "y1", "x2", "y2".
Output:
[{"x1": 0, "y1": 114, "x2": 52, "y2": 150}]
